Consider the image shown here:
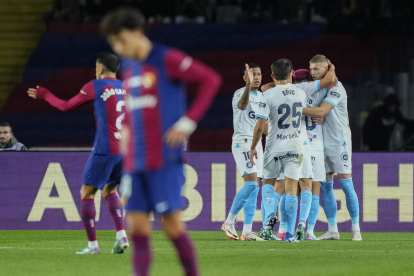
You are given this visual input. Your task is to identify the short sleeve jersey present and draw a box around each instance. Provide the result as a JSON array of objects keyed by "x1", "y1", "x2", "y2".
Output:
[
  {"x1": 232, "y1": 87, "x2": 263, "y2": 142},
  {"x1": 256, "y1": 83, "x2": 307, "y2": 152},
  {"x1": 322, "y1": 81, "x2": 352, "y2": 146},
  {"x1": 295, "y1": 81, "x2": 327, "y2": 150}
]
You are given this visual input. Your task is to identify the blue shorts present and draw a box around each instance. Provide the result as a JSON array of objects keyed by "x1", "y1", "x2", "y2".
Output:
[
  {"x1": 121, "y1": 162, "x2": 185, "y2": 215},
  {"x1": 82, "y1": 154, "x2": 122, "y2": 190}
]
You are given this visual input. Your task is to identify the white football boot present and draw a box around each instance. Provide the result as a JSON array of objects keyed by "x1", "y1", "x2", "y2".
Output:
[
  {"x1": 240, "y1": 232, "x2": 266, "y2": 241},
  {"x1": 221, "y1": 222, "x2": 239, "y2": 240},
  {"x1": 318, "y1": 231, "x2": 340, "y2": 240}
]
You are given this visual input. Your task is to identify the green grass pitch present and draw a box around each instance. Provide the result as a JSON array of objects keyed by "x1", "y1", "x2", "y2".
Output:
[{"x1": 1, "y1": 230, "x2": 413, "y2": 276}]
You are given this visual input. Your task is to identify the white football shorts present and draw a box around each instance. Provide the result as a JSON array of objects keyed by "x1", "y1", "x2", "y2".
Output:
[
  {"x1": 262, "y1": 150, "x2": 304, "y2": 181},
  {"x1": 324, "y1": 143, "x2": 352, "y2": 174},
  {"x1": 232, "y1": 139, "x2": 263, "y2": 177}
]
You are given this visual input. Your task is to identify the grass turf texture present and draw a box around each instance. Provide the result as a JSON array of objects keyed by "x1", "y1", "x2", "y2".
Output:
[{"x1": 1, "y1": 231, "x2": 413, "y2": 276}]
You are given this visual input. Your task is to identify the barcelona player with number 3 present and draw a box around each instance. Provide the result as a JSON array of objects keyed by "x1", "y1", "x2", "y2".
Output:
[
  {"x1": 101, "y1": 7, "x2": 222, "y2": 276},
  {"x1": 27, "y1": 53, "x2": 129, "y2": 254}
]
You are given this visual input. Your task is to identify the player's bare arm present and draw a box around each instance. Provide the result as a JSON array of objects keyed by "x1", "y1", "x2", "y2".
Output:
[
  {"x1": 249, "y1": 118, "x2": 266, "y2": 165},
  {"x1": 263, "y1": 120, "x2": 269, "y2": 135},
  {"x1": 303, "y1": 101, "x2": 334, "y2": 117},
  {"x1": 261, "y1": 82, "x2": 275, "y2": 92},
  {"x1": 312, "y1": 116, "x2": 325, "y2": 124},
  {"x1": 238, "y1": 64, "x2": 253, "y2": 110}
]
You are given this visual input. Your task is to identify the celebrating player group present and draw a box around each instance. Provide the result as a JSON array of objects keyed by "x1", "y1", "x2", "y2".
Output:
[{"x1": 222, "y1": 55, "x2": 362, "y2": 243}]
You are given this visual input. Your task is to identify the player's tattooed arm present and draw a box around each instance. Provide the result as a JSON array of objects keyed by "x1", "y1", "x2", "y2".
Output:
[
  {"x1": 238, "y1": 64, "x2": 253, "y2": 110},
  {"x1": 250, "y1": 118, "x2": 266, "y2": 165},
  {"x1": 319, "y1": 59, "x2": 337, "y2": 89},
  {"x1": 303, "y1": 101, "x2": 334, "y2": 117}
]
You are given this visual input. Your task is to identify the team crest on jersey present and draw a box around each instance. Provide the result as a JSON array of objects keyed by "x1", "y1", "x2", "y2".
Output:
[
  {"x1": 246, "y1": 161, "x2": 253, "y2": 168},
  {"x1": 307, "y1": 99, "x2": 313, "y2": 105},
  {"x1": 259, "y1": 103, "x2": 266, "y2": 107},
  {"x1": 142, "y1": 72, "x2": 156, "y2": 88},
  {"x1": 330, "y1": 91, "x2": 340, "y2": 98},
  {"x1": 340, "y1": 152, "x2": 349, "y2": 163}
]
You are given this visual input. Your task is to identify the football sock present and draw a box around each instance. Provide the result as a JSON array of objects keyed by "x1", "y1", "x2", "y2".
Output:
[
  {"x1": 285, "y1": 195, "x2": 298, "y2": 235},
  {"x1": 273, "y1": 192, "x2": 282, "y2": 216},
  {"x1": 299, "y1": 190, "x2": 312, "y2": 226},
  {"x1": 278, "y1": 194, "x2": 287, "y2": 233},
  {"x1": 226, "y1": 181, "x2": 257, "y2": 224},
  {"x1": 338, "y1": 178, "x2": 360, "y2": 231},
  {"x1": 116, "y1": 230, "x2": 127, "y2": 241},
  {"x1": 320, "y1": 180, "x2": 337, "y2": 231},
  {"x1": 88, "y1": 240, "x2": 98, "y2": 249},
  {"x1": 172, "y1": 233, "x2": 199, "y2": 276},
  {"x1": 307, "y1": 195, "x2": 320, "y2": 234},
  {"x1": 243, "y1": 224, "x2": 252, "y2": 235},
  {"x1": 104, "y1": 193, "x2": 126, "y2": 234},
  {"x1": 81, "y1": 198, "x2": 97, "y2": 245},
  {"x1": 261, "y1": 184, "x2": 275, "y2": 224},
  {"x1": 261, "y1": 200, "x2": 265, "y2": 228},
  {"x1": 132, "y1": 234, "x2": 151, "y2": 276},
  {"x1": 242, "y1": 185, "x2": 258, "y2": 234}
]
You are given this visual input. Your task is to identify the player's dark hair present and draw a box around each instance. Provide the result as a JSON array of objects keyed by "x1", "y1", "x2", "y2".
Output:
[
  {"x1": 100, "y1": 7, "x2": 146, "y2": 37},
  {"x1": 0, "y1": 122, "x2": 12, "y2": 132},
  {"x1": 97, "y1": 53, "x2": 120, "y2": 73},
  {"x1": 244, "y1": 63, "x2": 260, "y2": 74},
  {"x1": 271, "y1": 59, "x2": 293, "y2": 80}
]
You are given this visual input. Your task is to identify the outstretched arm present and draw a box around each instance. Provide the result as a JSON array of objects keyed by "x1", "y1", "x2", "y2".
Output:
[
  {"x1": 303, "y1": 101, "x2": 334, "y2": 117},
  {"x1": 164, "y1": 49, "x2": 222, "y2": 147},
  {"x1": 261, "y1": 82, "x2": 275, "y2": 92},
  {"x1": 27, "y1": 82, "x2": 95, "y2": 112}
]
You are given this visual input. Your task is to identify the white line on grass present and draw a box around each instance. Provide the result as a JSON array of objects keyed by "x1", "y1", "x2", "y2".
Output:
[{"x1": 0, "y1": 247, "x2": 65, "y2": 250}]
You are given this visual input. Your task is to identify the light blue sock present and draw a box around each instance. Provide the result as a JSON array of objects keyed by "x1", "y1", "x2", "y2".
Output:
[
  {"x1": 261, "y1": 198, "x2": 265, "y2": 227},
  {"x1": 285, "y1": 195, "x2": 298, "y2": 235},
  {"x1": 299, "y1": 190, "x2": 312, "y2": 225},
  {"x1": 243, "y1": 186, "x2": 259, "y2": 225},
  {"x1": 338, "y1": 178, "x2": 359, "y2": 224},
  {"x1": 261, "y1": 184, "x2": 275, "y2": 224},
  {"x1": 229, "y1": 181, "x2": 257, "y2": 216},
  {"x1": 278, "y1": 194, "x2": 287, "y2": 232},
  {"x1": 320, "y1": 180, "x2": 337, "y2": 221},
  {"x1": 307, "y1": 195, "x2": 320, "y2": 232}
]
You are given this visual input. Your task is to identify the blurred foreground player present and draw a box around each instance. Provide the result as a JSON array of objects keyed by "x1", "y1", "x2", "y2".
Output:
[
  {"x1": 27, "y1": 53, "x2": 129, "y2": 254},
  {"x1": 101, "y1": 7, "x2": 222, "y2": 276}
]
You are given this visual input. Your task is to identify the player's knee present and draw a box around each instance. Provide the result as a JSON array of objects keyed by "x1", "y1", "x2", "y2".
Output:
[
  {"x1": 80, "y1": 184, "x2": 97, "y2": 199},
  {"x1": 102, "y1": 184, "x2": 117, "y2": 198}
]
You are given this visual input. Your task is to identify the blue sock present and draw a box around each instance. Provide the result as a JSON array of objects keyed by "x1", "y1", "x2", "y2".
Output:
[
  {"x1": 285, "y1": 195, "x2": 298, "y2": 235},
  {"x1": 243, "y1": 186, "x2": 259, "y2": 225},
  {"x1": 320, "y1": 180, "x2": 337, "y2": 221},
  {"x1": 261, "y1": 184, "x2": 275, "y2": 224},
  {"x1": 299, "y1": 190, "x2": 312, "y2": 225},
  {"x1": 278, "y1": 194, "x2": 287, "y2": 232},
  {"x1": 229, "y1": 181, "x2": 257, "y2": 216},
  {"x1": 307, "y1": 195, "x2": 320, "y2": 232},
  {"x1": 338, "y1": 178, "x2": 359, "y2": 224},
  {"x1": 261, "y1": 198, "x2": 265, "y2": 227}
]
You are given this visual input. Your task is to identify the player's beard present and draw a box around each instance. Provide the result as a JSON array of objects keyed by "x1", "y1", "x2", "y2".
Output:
[{"x1": 252, "y1": 86, "x2": 260, "y2": 90}]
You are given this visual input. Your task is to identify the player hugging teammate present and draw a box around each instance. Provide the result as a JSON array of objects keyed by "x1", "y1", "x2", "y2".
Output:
[{"x1": 225, "y1": 55, "x2": 362, "y2": 243}]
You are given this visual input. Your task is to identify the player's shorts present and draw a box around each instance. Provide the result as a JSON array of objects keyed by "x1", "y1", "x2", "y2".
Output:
[
  {"x1": 311, "y1": 149, "x2": 326, "y2": 182},
  {"x1": 232, "y1": 139, "x2": 263, "y2": 177},
  {"x1": 121, "y1": 161, "x2": 185, "y2": 215},
  {"x1": 324, "y1": 143, "x2": 352, "y2": 174},
  {"x1": 299, "y1": 145, "x2": 312, "y2": 179},
  {"x1": 82, "y1": 153, "x2": 122, "y2": 190},
  {"x1": 262, "y1": 150, "x2": 304, "y2": 181}
]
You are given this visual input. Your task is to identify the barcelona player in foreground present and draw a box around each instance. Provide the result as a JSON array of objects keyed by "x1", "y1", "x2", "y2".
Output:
[{"x1": 101, "y1": 7, "x2": 222, "y2": 276}]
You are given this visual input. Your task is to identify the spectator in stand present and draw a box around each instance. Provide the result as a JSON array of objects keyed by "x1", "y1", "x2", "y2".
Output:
[
  {"x1": 238, "y1": 0, "x2": 273, "y2": 23},
  {"x1": 175, "y1": 0, "x2": 207, "y2": 24},
  {"x1": 44, "y1": 0, "x2": 81, "y2": 24},
  {"x1": 363, "y1": 94, "x2": 414, "y2": 151},
  {"x1": 0, "y1": 122, "x2": 27, "y2": 151}
]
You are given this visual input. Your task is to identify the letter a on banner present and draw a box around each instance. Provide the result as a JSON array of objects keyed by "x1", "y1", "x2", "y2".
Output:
[{"x1": 27, "y1": 163, "x2": 81, "y2": 222}]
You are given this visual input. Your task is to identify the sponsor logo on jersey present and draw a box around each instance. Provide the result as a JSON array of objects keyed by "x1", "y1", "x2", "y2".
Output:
[
  {"x1": 124, "y1": 72, "x2": 157, "y2": 90},
  {"x1": 330, "y1": 91, "x2": 340, "y2": 98},
  {"x1": 101, "y1": 88, "x2": 126, "y2": 101},
  {"x1": 340, "y1": 152, "x2": 349, "y2": 163},
  {"x1": 126, "y1": 94, "x2": 158, "y2": 110},
  {"x1": 246, "y1": 161, "x2": 253, "y2": 168},
  {"x1": 259, "y1": 103, "x2": 266, "y2": 108},
  {"x1": 276, "y1": 130, "x2": 301, "y2": 141}
]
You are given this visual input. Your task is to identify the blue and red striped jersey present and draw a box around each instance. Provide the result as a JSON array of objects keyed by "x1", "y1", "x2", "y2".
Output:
[{"x1": 121, "y1": 43, "x2": 222, "y2": 172}]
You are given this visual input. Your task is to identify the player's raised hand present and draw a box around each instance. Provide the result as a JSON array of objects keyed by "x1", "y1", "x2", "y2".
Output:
[
  {"x1": 165, "y1": 129, "x2": 189, "y2": 148},
  {"x1": 245, "y1": 63, "x2": 253, "y2": 86},
  {"x1": 312, "y1": 116, "x2": 325, "y2": 125},
  {"x1": 327, "y1": 59, "x2": 334, "y2": 69},
  {"x1": 27, "y1": 86, "x2": 39, "y2": 100},
  {"x1": 249, "y1": 148, "x2": 258, "y2": 165}
]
